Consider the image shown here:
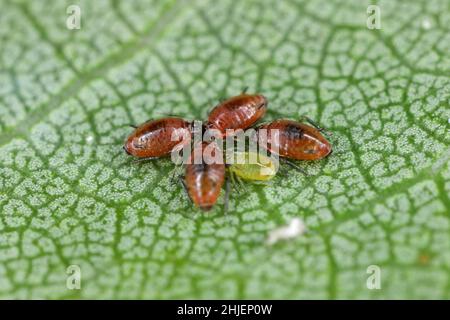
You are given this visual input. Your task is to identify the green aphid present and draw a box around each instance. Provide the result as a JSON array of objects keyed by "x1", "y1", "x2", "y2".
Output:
[{"x1": 227, "y1": 151, "x2": 279, "y2": 183}]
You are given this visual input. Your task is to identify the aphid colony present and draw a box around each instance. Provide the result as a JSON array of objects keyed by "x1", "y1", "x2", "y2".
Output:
[{"x1": 123, "y1": 92, "x2": 332, "y2": 212}]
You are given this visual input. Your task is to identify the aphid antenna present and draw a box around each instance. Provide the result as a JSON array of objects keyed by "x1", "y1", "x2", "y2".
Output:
[
  {"x1": 117, "y1": 155, "x2": 157, "y2": 170},
  {"x1": 153, "y1": 112, "x2": 185, "y2": 119},
  {"x1": 119, "y1": 144, "x2": 161, "y2": 168},
  {"x1": 112, "y1": 146, "x2": 137, "y2": 168},
  {"x1": 113, "y1": 156, "x2": 132, "y2": 169},
  {"x1": 229, "y1": 171, "x2": 247, "y2": 193},
  {"x1": 115, "y1": 158, "x2": 136, "y2": 170},
  {"x1": 223, "y1": 177, "x2": 231, "y2": 214},
  {"x1": 178, "y1": 176, "x2": 193, "y2": 204},
  {"x1": 252, "y1": 180, "x2": 271, "y2": 186},
  {"x1": 217, "y1": 95, "x2": 226, "y2": 103},
  {"x1": 299, "y1": 115, "x2": 333, "y2": 137},
  {"x1": 204, "y1": 95, "x2": 221, "y2": 116},
  {"x1": 169, "y1": 165, "x2": 183, "y2": 184},
  {"x1": 280, "y1": 158, "x2": 309, "y2": 176},
  {"x1": 125, "y1": 118, "x2": 153, "y2": 129},
  {"x1": 249, "y1": 119, "x2": 273, "y2": 129},
  {"x1": 131, "y1": 156, "x2": 161, "y2": 164},
  {"x1": 326, "y1": 148, "x2": 345, "y2": 158},
  {"x1": 277, "y1": 165, "x2": 289, "y2": 177},
  {"x1": 241, "y1": 86, "x2": 249, "y2": 94},
  {"x1": 232, "y1": 181, "x2": 242, "y2": 194}
]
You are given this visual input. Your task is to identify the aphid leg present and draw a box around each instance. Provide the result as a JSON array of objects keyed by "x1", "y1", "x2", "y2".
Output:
[
  {"x1": 277, "y1": 164, "x2": 289, "y2": 177},
  {"x1": 232, "y1": 173, "x2": 242, "y2": 193},
  {"x1": 229, "y1": 171, "x2": 237, "y2": 192},
  {"x1": 241, "y1": 86, "x2": 249, "y2": 94},
  {"x1": 206, "y1": 97, "x2": 220, "y2": 116},
  {"x1": 249, "y1": 120, "x2": 271, "y2": 130},
  {"x1": 169, "y1": 165, "x2": 182, "y2": 184},
  {"x1": 280, "y1": 158, "x2": 308, "y2": 176},
  {"x1": 178, "y1": 176, "x2": 192, "y2": 204},
  {"x1": 170, "y1": 172, "x2": 177, "y2": 185},
  {"x1": 224, "y1": 177, "x2": 231, "y2": 214},
  {"x1": 153, "y1": 113, "x2": 183, "y2": 118},
  {"x1": 122, "y1": 145, "x2": 131, "y2": 156},
  {"x1": 234, "y1": 173, "x2": 247, "y2": 193},
  {"x1": 299, "y1": 115, "x2": 333, "y2": 136},
  {"x1": 212, "y1": 91, "x2": 227, "y2": 105},
  {"x1": 252, "y1": 180, "x2": 270, "y2": 186},
  {"x1": 229, "y1": 172, "x2": 241, "y2": 193},
  {"x1": 132, "y1": 156, "x2": 160, "y2": 164}
]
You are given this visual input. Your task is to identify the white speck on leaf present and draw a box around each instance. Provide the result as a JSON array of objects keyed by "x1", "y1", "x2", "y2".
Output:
[
  {"x1": 422, "y1": 18, "x2": 432, "y2": 29},
  {"x1": 266, "y1": 218, "x2": 306, "y2": 245},
  {"x1": 86, "y1": 136, "x2": 94, "y2": 144}
]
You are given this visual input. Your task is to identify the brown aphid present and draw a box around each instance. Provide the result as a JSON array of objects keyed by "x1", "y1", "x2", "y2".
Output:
[
  {"x1": 184, "y1": 142, "x2": 225, "y2": 211},
  {"x1": 257, "y1": 119, "x2": 332, "y2": 160},
  {"x1": 207, "y1": 93, "x2": 267, "y2": 135},
  {"x1": 123, "y1": 117, "x2": 191, "y2": 159}
]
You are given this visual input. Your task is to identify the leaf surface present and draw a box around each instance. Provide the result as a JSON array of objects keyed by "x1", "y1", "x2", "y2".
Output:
[{"x1": 0, "y1": 0, "x2": 449, "y2": 298}]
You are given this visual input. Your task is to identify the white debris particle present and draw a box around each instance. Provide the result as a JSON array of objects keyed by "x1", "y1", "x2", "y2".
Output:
[
  {"x1": 422, "y1": 18, "x2": 431, "y2": 29},
  {"x1": 86, "y1": 135, "x2": 94, "y2": 144},
  {"x1": 266, "y1": 218, "x2": 306, "y2": 245}
]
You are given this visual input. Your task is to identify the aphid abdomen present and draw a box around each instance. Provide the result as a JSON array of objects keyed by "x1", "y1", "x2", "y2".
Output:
[
  {"x1": 231, "y1": 163, "x2": 273, "y2": 181},
  {"x1": 258, "y1": 120, "x2": 331, "y2": 160},
  {"x1": 185, "y1": 142, "x2": 225, "y2": 211},
  {"x1": 186, "y1": 163, "x2": 225, "y2": 211},
  {"x1": 124, "y1": 118, "x2": 191, "y2": 158},
  {"x1": 212, "y1": 107, "x2": 252, "y2": 131},
  {"x1": 234, "y1": 104, "x2": 261, "y2": 129},
  {"x1": 207, "y1": 94, "x2": 267, "y2": 134},
  {"x1": 228, "y1": 151, "x2": 277, "y2": 181}
]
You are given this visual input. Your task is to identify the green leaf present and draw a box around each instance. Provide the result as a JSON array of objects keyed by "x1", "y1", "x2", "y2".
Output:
[{"x1": 0, "y1": 0, "x2": 449, "y2": 299}]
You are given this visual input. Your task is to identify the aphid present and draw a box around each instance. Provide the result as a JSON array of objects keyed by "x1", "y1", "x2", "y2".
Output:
[
  {"x1": 183, "y1": 142, "x2": 225, "y2": 211},
  {"x1": 227, "y1": 151, "x2": 278, "y2": 182},
  {"x1": 207, "y1": 93, "x2": 268, "y2": 135},
  {"x1": 257, "y1": 119, "x2": 332, "y2": 160},
  {"x1": 123, "y1": 117, "x2": 192, "y2": 159}
]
